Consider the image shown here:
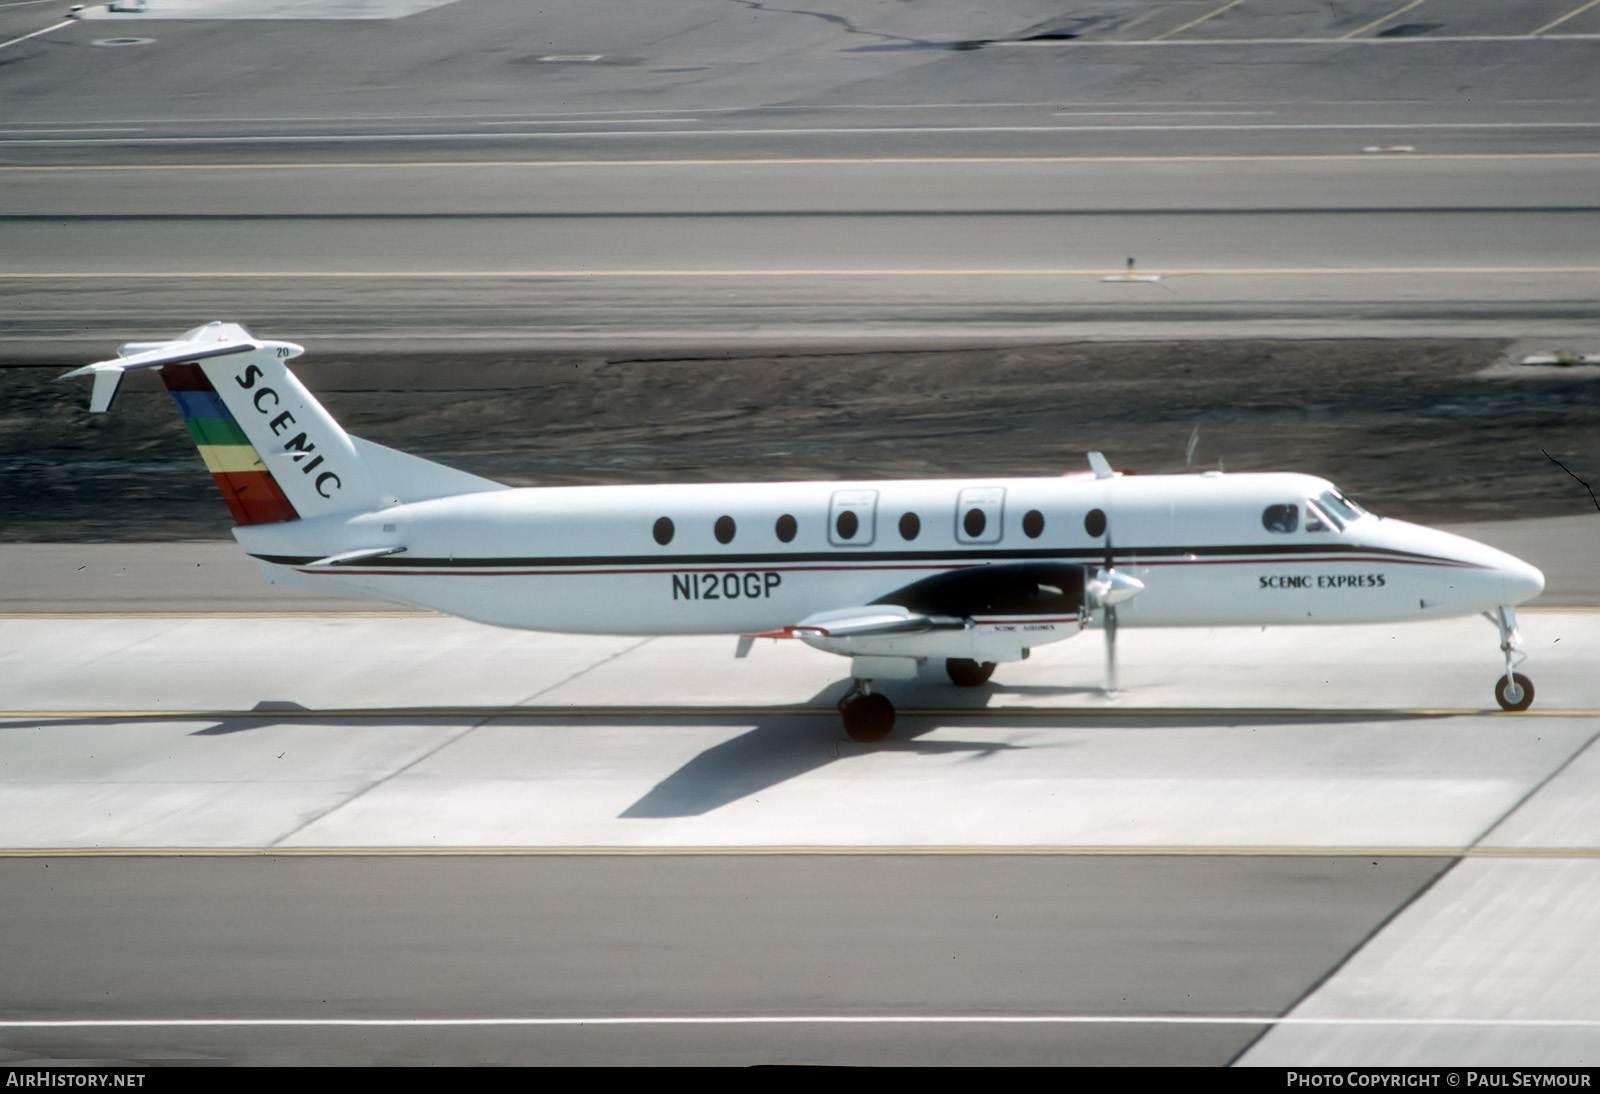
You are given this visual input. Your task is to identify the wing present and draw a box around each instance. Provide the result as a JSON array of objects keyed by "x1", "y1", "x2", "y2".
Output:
[{"x1": 745, "y1": 561, "x2": 1093, "y2": 647}]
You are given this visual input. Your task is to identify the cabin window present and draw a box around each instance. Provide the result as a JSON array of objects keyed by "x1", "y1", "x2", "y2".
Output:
[
  {"x1": 1262, "y1": 504, "x2": 1298, "y2": 534},
  {"x1": 955, "y1": 486, "x2": 1004, "y2": 544},
  {"x1": 653, "y1": 517, "x2": 675, "y2": 546},
  {"x1": 829, "y1": 489, "x2": 878, "y2": 547},
  {"x1": 775, "y1": 514, "x2": 797, "y2": 543},
  {"x1": 714, "y1": 516, "x2": 737, "y2": 544},
  {"x1": 1085, "y1": 508, "x2": 1107, "y2": 538},
  {"x1": 1022, "y1": 510, "x2": 1045, "y2": 538},
  {"x1": 898, "y1": 512, "x2": 920, "y2": 540}
]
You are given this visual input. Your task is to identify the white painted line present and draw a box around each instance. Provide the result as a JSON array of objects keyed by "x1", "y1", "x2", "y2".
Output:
[
  {"x1": 989, "y1": 33, "x2": 1600, "y2": 46},
  {"x1": 2, "y1": 152, "x2": 1594, "y2": 172},
  {"x1": 6, "y1": 266, "x2": 1598, "y2": 279},
  {"x1": 1533, "y1": 0, "x2": 1600, "y2": 35},
  {"x1": 1341, "y1": 0, "x2": 1431, "y2": 40},
  {"x1": 3, "y1": 121, "x2": 1599, "y2": 144},
  {"x1": 0, "y1": 128, "x2": 144, "y2": 135},
  {"x1": 1149, "y1": 0, "x2": 1246, "y2": 42},
  {"x1": 1050, "y1": 111, "x2": 1275, "y2": 117},
  {"x1": 0, "y1": 18, "x2": 72, "y2": 52},
  {"x1": 477, "y1": 119, "x2": 700, "y2": 126}
]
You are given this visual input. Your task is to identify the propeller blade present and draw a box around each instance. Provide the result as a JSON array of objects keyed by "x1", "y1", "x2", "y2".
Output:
[{"x1": 1105, "y1": 604, "x2": 1119, "y2": 693}]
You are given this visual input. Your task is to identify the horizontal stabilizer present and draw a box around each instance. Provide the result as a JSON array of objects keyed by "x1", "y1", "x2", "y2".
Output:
[{"x1": 59, "y1": 323, "x2": 298, "y2": 413}]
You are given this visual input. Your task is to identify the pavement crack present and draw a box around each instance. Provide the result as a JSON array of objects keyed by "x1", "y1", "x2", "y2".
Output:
[
  {"x1": 263, "y1": 637, "x2": 656, "y2": 847},
  {"x1": 517, "y1": 636, "x2": 656, "y2": 705},
  {"x1": 720, "y1": 0, "x2": 933, "y2": 47},
  {"x1": 1465, "y1": 720, "x2": 1600, "y2": 851}
]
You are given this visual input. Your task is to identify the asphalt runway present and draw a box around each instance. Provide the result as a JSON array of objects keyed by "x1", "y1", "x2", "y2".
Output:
[
  {"x1": 3, "y1": 0, "x2": 1599, "y2": 1069},
  {"x1": 3, "y1": 1, "x2": 1599, "y2": 349}
]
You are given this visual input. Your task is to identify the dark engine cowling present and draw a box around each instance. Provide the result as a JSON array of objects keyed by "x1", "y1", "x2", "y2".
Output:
[{"x1": 872, "y1": 562, "x2": 1089, "y2": 618}]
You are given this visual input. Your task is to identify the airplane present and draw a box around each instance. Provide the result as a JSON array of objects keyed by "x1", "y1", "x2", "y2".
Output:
[{"x1": 62, "y1": 322, "x2": 1547, "y2": 740}]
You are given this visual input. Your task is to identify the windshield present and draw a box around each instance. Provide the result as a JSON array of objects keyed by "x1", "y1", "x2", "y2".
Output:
[{"x1": 1318, "y1": 488, "x2": 1366, "y2": 523}]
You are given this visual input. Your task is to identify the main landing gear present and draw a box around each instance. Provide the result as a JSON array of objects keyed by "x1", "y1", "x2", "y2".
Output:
[
  {"x1": 1489, "y1": 605, "x2": 1535, "y2": 712},
  {"x1": 945, "y1": 658, "x2": 997, "y2": 688},
  {"x1": 839, "y1": 659, "x2": 1001, "y2": 740},
  {"x1": 839, "y1": 680, "x2": 895, "y2": 742}
]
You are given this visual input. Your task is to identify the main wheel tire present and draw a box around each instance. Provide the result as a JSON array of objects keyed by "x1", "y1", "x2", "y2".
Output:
[
  {"x1": 841, "y1": 692, "x2": 896, "y2": 741},
  {"x1": 1495, "y1": 672, "x2": 1535, "y2": 711},
  {"x1": 946, "y1": 658, "x2": 997, "y2": 688}
]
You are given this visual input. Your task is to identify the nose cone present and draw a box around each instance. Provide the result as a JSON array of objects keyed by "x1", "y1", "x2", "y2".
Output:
[
  {"x1": 1373, "y1": 521, "x2": 1546, "y2": 613},
  {"x1": 1501, "y1": 554, "x2": 1545, "y2": 606}
]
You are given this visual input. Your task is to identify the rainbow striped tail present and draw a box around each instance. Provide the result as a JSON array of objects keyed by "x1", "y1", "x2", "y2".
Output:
[
  {"x1": 161, "y1": 361, "x2": 300, "y2": 526},
  {"x1": 64, "y1": 323, "x2": 508, "y2": 530}
]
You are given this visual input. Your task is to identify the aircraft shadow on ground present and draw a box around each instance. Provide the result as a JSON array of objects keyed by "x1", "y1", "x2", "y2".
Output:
[
  {"x1": 619, "y1": 681, "x2": 1034, "y2": 819},
  {"x1": 4, "y1": 697, "x2": 1456, "y2": 820}
]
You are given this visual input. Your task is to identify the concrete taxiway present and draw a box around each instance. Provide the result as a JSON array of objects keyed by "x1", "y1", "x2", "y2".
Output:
[
  {"x1": 2, "y1": 552, "x2": 1598, "y2": 1063},
  {"x1": 5, "y1": 0, "x2": 1599, "y2": 349},
  {"x1": 2, "y1": 608, "x2": 1597, "y2": 850}
]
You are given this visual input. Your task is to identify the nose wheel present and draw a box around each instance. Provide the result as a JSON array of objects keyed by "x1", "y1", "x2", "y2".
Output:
[
  {"x1": 1488, "y1": 606, "x2": 1535, "y2": 711},
  {"x1": 839, "y1": 680, "x2": 895, "y2": 741},
  {"x1": 1495, "y1": 672, "x2": 1535, "y2": 712}
]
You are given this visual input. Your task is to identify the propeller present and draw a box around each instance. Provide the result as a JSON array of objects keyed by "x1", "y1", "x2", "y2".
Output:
[{"x1": 1085, "y1": 530, "x2": 1145, "y2": 694}]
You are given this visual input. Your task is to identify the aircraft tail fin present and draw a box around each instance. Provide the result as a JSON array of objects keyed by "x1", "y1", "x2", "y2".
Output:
[{"x1": 62, "y1": 322, "x2": 506, "y2": 526}]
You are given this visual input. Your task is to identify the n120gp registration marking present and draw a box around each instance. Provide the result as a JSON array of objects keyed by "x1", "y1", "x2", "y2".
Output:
[{"x1": 672, "y1": 572, "x2": 783, "y2": 600}]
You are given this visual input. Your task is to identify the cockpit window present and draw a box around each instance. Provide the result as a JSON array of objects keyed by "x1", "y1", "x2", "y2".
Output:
[
  {"x1": 1305, "y1": 499, "x2": 1338, "y2": 533},
  {"x1": 1318, "y1": 489, "x2": 1364, "y2": 523},
  {"x1": 1262, "y1": 504, "x2": 1298, "y2": 534}
]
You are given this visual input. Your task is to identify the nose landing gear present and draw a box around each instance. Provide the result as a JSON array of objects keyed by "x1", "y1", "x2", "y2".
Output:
[{"x1": 1488, "y1": 606, "x2": 1535, "y2": 711}]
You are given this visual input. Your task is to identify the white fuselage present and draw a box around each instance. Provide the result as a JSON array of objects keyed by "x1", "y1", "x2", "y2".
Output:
[{"x1": 234, "y1": 470, "x2": 1545, "y2": 659}]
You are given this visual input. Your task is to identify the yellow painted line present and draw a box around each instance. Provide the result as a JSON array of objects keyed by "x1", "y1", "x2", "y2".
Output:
[
  {"x1": 1532, "y1": 0, "x2": 1600, "y2": 35},
  {"x1": 3, "y1": 266, "x2": 1599, "y2": 280},
  {"x1": 1149, "y1": 0, "x2": 1247, "y2": 42},
  {"x1": 1341, "y1": 0, "x2": 1432, "y2": 40},
  {"x1": 1, "y1": 152, "x2": 1597, "y2": 172},
  {"x1": 2, "y1": 706, "x2": 1596, "y2": 721},
  {"x1": 1, "y1": 844, "x2": 1598, "y2": 859}
]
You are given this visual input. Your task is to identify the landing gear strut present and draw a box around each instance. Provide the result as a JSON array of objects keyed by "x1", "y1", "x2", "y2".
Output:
[
  {"x1": 1489, "y1": 605, "x2": 1535, "y2": 711},
  {"x1": 945, "y1": 658, "x2": 997, "y2": 688},
  {"x1": 839, "y1": 679, "x2": 895, "y2": 741}
]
